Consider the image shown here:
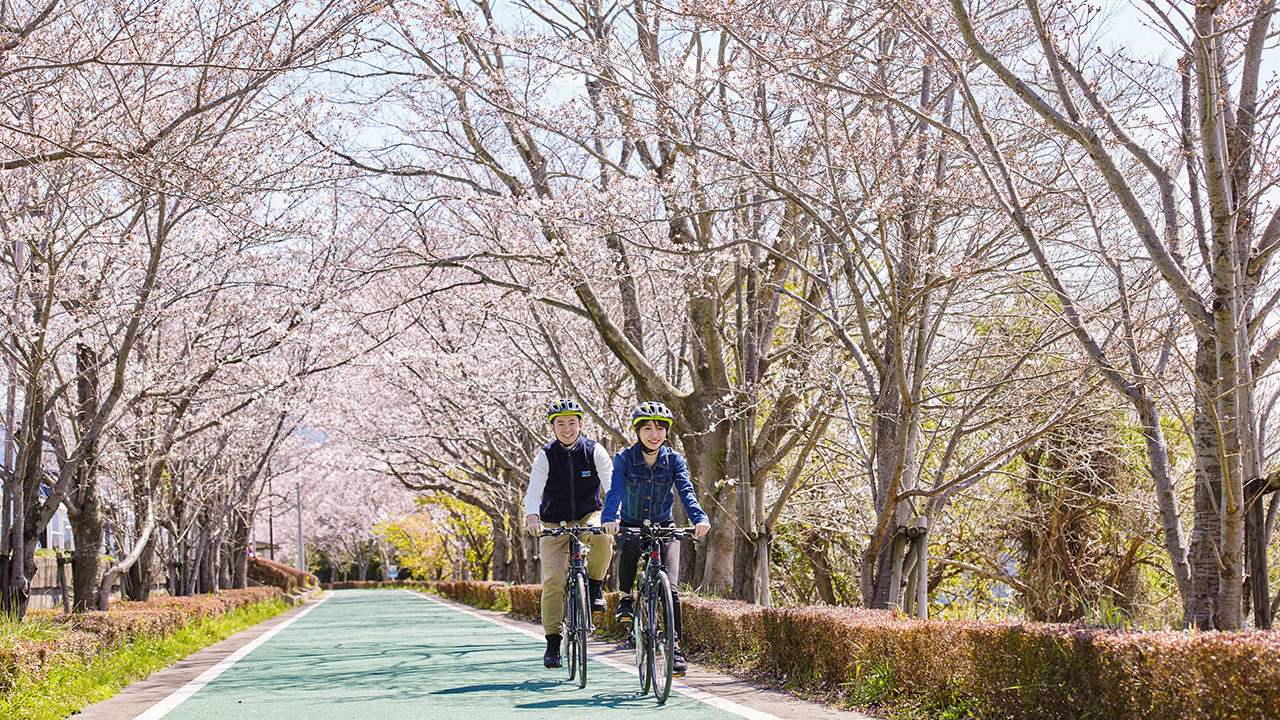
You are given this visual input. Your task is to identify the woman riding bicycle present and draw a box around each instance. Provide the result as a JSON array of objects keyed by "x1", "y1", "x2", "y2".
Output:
[
  {"x1": 524, "y1": 398, "x2": 615, "y2": 669},
  {"x1": 601, "y1": 401, "x2": 711, "y2": 677}
]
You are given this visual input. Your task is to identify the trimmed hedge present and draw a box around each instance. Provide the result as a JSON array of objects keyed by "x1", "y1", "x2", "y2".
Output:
[
  {"x1": 247, "y1": 556, "x2": 317, "y2": 593},
  {"x1": 680, "y1": 597, "x2": 1280, "y2": 720},
  {"x1": 2, "y1": 587, "x2": 281, "y2": 693},
  {"x1": 320, "y1": 580, "x2": 519, "y2": 613},
  {"x1": 324, "y1": 580, "x2": 437, "y2": 591},
  {"x1": 403, "y1": 581, "x2": 1280, "y2": 720}
]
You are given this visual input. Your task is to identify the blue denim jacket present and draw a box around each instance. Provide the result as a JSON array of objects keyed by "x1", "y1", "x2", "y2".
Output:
[{"x1": 602, "y1": 444, "x2": 708, "y2": 526}]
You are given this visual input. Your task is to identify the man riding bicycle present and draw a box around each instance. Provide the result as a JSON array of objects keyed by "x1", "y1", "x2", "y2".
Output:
[
  {"x1": 602, "y1": 401, "x2": 710, "y2": 677},
  {"x1": 524, "y1": 398, "x2": 615, "y2": 669}
]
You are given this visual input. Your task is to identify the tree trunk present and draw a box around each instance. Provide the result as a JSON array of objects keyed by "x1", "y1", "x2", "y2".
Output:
[
  {"x1": 7, "y1": 380, "x2": 51, "y2": 619},
  {"x1": 490, "y1": 513, "x2": 511, "y2": 583},
  {"x1": 97, "y1": 497, "x2": 157, "y2": 610},
  {"x1": 1213, "y1": 310, "x2": 1246, "y2": 630},
  {"x1": 862, "y1": 364, "x2": 909, "y2": 609},
  {"x1": 681, "y1": 427, "x2": 734, "y2": 594},
  {"x1": 732, "y1": 433, "x2": 758, "y2": 602},
  {"x1": 218, "y1": 540, "x2": 231, "y2": 591},
  {"x1": 125, "y1": 463, "x2": 157, "y2": 600},
  {"x1": 1189, "y1": 342, "x2": 1224, "y2": 627},
  {"x1": 69, "y1": 502, "x2": 103, "y2": 612},
  {"x1": 1245, "y1": 477, "x2": 1272, "y2": 628},
  {"x1": 231, "y1": 512, "x2": 251, "y2": 590},
  {"x1": 68, "y1": 342, "x2": 106, "y2": 612},
  {"x1": 126, "y1": 534, "x2": 156, "y2": 601},
  {"x1": 803, "y1": 532, "x2": 837, "y2": 604},
  {"x1": 199, "y1": 530, "x2": 218, "y2": 593},
  {"x1": 188, "y1": 529, "x2": 206, "y2": 595}
]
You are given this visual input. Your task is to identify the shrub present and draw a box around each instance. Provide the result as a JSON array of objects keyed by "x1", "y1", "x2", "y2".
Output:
[
  {"x1": 678, "y1": 599, "x2": 1280, "y2": 720},
  {"x1": 323, "y1": 580, "x2": 437, "y2": 591},
  {"x1": 506, "y1": 584, "x2": 541, "y2": 618},
  {"x1": 430, "y1": 581, "x2": 514, "y2": 611},
  {"x1": 1, "y1": 588, "x2": 282, "y2": 694},
  {"x1": 430, "y1": 583, "x2": 1280, "y2": 720}
]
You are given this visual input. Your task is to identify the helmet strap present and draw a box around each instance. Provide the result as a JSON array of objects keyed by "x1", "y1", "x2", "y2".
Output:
[{"x1": 641, "y1": 445, "x2": 660, "y2": 455}]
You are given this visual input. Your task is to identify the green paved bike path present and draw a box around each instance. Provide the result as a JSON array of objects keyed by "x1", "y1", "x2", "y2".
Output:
[{"x1": 158, "y1": 589, "x2": 761, "y2": 719}]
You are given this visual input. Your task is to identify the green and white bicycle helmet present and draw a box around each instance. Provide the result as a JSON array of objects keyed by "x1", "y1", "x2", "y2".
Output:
[
  {"x1": 547, "y1": 398, "x2": 585, "y2": 422},
  {"x1": 630, "y1": 401, "x2": 673, "y2": 429}
]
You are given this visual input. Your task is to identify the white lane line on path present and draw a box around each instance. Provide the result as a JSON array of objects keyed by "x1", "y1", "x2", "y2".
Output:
[
  {"x1": 405, "y1": 590, "x2": 783, "y2": 720},
  {"x1": 133, "y1": 594, "x2": 333, "y2": 720}
]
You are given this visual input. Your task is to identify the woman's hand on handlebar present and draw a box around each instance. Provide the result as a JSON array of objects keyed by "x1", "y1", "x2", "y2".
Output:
[
  {"x1": 603, "y1": 520, "x2": 620, "y2": 535},
  {"x1": 693, "y1": 522, "x2": 710, "y2": 539}
]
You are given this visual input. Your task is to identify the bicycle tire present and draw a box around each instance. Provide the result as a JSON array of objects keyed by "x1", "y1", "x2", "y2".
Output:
[
  {"x1": 652, "y1": 571, "x2": 676, "y2": 704},
  {"x1": 572, "y1": 572, "x2": 589, "y2": 688},
  {"x1": 563, "y1": 579, "x2": 577, "y2": 682},
  {"x1": 634, "y1": 586, "x2": 651, "y2": 694}
]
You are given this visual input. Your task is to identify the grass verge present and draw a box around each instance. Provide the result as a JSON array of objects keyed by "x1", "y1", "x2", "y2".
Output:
[{"x1": 1, "y1": 598, "x2": 290, "y2": 720}]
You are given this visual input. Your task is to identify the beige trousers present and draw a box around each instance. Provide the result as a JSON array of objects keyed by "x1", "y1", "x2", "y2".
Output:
[{"x1": 538, "y1": 510, "x2": 614, "y2": 635}]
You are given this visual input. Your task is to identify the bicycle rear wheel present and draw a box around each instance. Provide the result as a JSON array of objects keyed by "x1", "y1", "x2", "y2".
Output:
[
  {"x1": 571, "y1": 573, "x2": 589, "y2": 688},
  {"x1": 634, "y1": 586, "x2": 651, "y2": 694},
  {"x1": 651, "y1": 571, "x2": 676, "y2": 704}
]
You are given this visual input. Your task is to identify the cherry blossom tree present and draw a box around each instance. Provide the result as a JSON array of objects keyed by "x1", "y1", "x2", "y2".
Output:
[
  {"x1": 0, "y1": 0, "x2": 381, "y2": 616},
  {"x1": 896, "y1": 0, "x2": 1280, "y2": 628},
  {"x1": 309, "y1": 0, "x2": 856, "y2": 599},
  {"x1": 265, "y1": 432, "x2": 417, "y2": 582}
]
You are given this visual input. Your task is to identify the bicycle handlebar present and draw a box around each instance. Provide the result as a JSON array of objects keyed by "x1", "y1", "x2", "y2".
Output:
[
  {"x1": 539, "y1": 526, "x2": 607, "y2": 537},
  {"x1": 614, "y1": 526, "x2": 698, "y2": 540}
]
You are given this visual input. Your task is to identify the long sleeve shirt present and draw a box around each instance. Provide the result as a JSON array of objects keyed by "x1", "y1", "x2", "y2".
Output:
[{"x1": 523, "y1": 438, "x2": 614, "y2": 519}]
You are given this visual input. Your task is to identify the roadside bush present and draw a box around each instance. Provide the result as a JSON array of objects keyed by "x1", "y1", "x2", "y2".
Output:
[
  {"x1": 323, "y1": 580, "x2": 436, "y2": 591},
  {"x1": 678, "y1": 596, "x2": 1280, "y2": 720},
  {"x1": 433, "y1": 581, "x2": 513, "y2": 612},
  {"x1": 425, "y1": 582, "x2": 1280, "y2": 720},
  {"x1": 1, "y1": 587, "x2": 282, "y2": 693},
  {"x1": 319, "y1": 579, "x2": 518, "y2": 613},
  {"x1": 506, "y1": 584, "x2": 540, "y2": 618}
]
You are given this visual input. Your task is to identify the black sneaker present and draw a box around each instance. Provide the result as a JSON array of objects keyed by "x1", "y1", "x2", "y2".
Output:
[
  {"x1": 588, "y1": 579, "x2": 606, "y2": 616},
  {"x1": 672, "y1": 646, "x2": 688, "y2": 677},
  {"x1": 544, "y1": 634, "x2": 562, "y2": 669},
  {"x1": 615, "y1": 597, "x2": 634, "y2": 623}
]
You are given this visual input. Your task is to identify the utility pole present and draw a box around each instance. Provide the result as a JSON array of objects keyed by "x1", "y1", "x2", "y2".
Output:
[
  {"x1": 295, "y1": 482, "x2": 305, "y2": 574},
  {"x1": 267, "y1": 475, "x2": 274, "y2": 561}
]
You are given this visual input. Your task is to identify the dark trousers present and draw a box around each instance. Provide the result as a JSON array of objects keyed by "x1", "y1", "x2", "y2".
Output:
[{"x1": 617, "y1": 527, "x2": 682, "y2": 638}]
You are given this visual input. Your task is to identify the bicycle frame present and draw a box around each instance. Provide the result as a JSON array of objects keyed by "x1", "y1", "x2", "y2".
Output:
[
  {"x1": 539, "y1": 524, "x2": 603, "y2": 689},
  {"x1": 617, "y1": 524, "x2": 694, "y2": 704}
]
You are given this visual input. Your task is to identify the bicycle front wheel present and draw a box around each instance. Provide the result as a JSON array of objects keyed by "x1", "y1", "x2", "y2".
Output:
[
  {"x1": 651, "y1": 571, "x2": 676, "y2": 704},
  {"x1": 571, "y1": 573, "x2": 589, "y2": 688},
  {"x1": 634, "y1": 587, "x2": 651, "y2": 694},
  {"x1": 562, "y1": 578, "x2": 578, "y2": 682}
]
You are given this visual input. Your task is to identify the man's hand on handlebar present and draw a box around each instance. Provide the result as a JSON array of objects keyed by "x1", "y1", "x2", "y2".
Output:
[
  {"x1": 603, "y1": 520, "x2": 620, "y2": 535},
  {"x1": 526, "y1": 514, "x2": 543, "y2": 536},
  {"x1": 693, "y1": 522, "x2": 710, "y2": 539}
]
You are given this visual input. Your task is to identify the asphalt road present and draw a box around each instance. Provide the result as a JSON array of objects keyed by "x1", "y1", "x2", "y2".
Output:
[{"x1": 75, "y1": 589, "x2": 869, "y2": 720}]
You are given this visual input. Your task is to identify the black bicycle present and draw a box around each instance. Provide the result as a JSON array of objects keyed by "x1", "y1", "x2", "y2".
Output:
[
  {"x1": 540, "y1": 524, "x2": 605, "y2": 688},
  {"x1": 616, "y1": 522, "x2": 696, "y2": 704}
]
